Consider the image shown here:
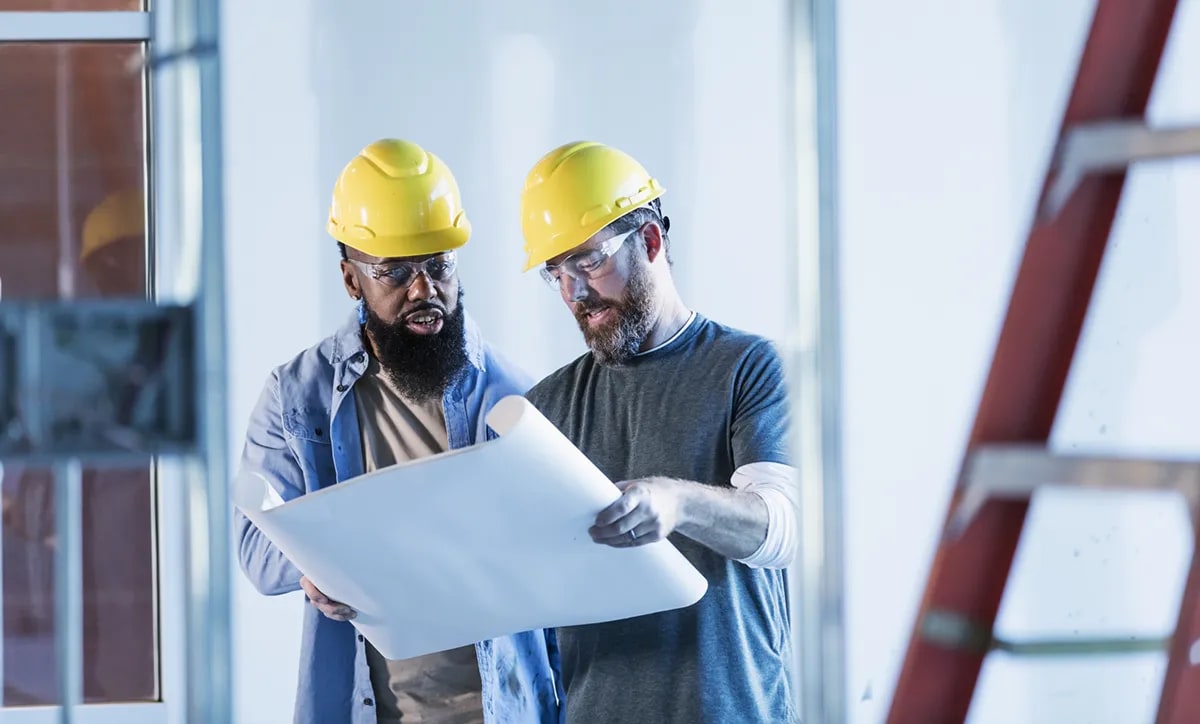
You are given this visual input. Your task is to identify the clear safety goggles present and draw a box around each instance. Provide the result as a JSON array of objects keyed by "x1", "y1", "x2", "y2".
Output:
[
  {"x1": 539, "y1": 229, "x2": 635, "y2": 288},
  {"x1": 350, "y1": 251, "x2": 457, "y2": 289}
]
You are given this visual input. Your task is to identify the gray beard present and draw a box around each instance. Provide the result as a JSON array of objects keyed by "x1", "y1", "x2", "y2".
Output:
[{"x1": 574, "y1": 257, "x2": 656, "y2": 366}]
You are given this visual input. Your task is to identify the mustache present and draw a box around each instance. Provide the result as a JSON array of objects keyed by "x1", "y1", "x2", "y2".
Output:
[
  {"x1": 573, "y1": 298, "x2": 612, "y2": 317},
  {"x1": 397, "y1": 301, "x2": 448, "y2": 321}
]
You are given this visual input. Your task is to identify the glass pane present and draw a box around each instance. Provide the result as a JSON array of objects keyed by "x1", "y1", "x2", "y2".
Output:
[
  {"x1": 0, "y1": 1, "x2": 142, "y2": 11},
  {"x1": 0, "y1": 42, "x2": 146, "y2": 300},
  {"x1": 2, "y1": 466, "x2": 156, "y2": 705},
  {"x1": 0, "y1": 41, "x2": 155, "y2": 705}
]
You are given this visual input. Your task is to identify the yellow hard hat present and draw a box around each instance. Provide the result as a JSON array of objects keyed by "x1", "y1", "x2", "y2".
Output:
[
  {"x1": 519, "y1": 141, "x2": 664, "y2": 271},
  {"x1": 81, "y1": 188, "x2": 145, "y2": 261},
  {"x1": 327, "y1": 139, "x2": 471, "y2": 258}
]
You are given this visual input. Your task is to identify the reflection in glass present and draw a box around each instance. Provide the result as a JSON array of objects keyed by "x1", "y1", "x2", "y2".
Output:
[
  {"x1": 0, "y1": 41, "x2": 155, "y2": 706},
  {"x1": 2, "y1": 467, "x2": 155, "y2": 704},
  {"x1": 0, "y1": 43, "x2": 145, "y2": 300}
]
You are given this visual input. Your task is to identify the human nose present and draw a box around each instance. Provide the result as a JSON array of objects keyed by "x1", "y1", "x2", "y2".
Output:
[
  {"x1": 560, "y1": 272, "x2": 590, "y2": 304},
  {"x1": 406, "y1": 269, "x2": 437, "y2": 301}
]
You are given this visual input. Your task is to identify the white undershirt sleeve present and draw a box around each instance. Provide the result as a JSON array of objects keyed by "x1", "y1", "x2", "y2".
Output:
[{"x1": 730, "y1": 461, "x2": 798, "y2": 569}]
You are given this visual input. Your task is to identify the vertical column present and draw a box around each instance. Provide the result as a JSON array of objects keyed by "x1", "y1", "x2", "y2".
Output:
[{"x1": 787, "y1": 0, "x2": 846, "y2": 721}]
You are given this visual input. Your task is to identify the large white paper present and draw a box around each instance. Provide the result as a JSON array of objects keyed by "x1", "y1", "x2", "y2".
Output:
[{"x1": 236, "y1": 395, "x2": 708, "y2": 660}]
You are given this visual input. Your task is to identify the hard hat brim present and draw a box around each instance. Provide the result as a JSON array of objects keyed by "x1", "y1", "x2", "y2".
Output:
[{"x1": 330, "y1": 221, "x2": 471, "y2": 260}]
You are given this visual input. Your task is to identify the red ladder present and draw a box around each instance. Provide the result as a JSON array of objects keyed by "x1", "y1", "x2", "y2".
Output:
[{"x1": 886, "y1": 0, "x2": 1200, "y2": 721}]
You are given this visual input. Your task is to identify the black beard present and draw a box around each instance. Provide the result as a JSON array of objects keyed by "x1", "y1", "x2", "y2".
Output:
[
  {"x1": 363, "y1": 288, "x2": 469, "y2": 401},
  {"x1": 574, "y1": 253, "x2": 656, "y2": 366}
]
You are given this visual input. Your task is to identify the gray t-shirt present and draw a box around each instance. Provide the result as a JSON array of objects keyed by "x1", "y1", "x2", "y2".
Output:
[{"x1": 526, "y1": 314, "x2": 797, "y2": 724}]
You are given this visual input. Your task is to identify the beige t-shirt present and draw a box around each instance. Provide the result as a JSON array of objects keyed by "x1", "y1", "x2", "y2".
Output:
[{"x1": 354, "y1": 354, "x2": 484, "y2": 724}]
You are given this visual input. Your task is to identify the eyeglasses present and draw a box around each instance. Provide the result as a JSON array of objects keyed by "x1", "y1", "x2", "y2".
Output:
[
  {"x1": 349, "y1": 252, "x2": 457, "y2": 289},
  {"x1": 539, "y1": 229, "x2": 635, "y2": 288}
]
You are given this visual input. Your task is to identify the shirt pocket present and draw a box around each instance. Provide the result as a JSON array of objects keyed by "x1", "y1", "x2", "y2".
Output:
[{"x1": 282, "y1": 407, "x2": 337, "y2": 492}]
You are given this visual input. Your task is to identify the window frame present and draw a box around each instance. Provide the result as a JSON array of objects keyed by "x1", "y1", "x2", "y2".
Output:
[
  {"x1": 0, "y1": 11, "x2": 149, "y2": 42},
  {"x1": 0, "y1": 9, "x2": 184, "y2": 724}
]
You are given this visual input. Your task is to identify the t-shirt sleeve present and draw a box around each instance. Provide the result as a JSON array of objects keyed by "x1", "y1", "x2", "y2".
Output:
[{"x1": 730, "y1": 340, "x2": 792, "y2": 468}]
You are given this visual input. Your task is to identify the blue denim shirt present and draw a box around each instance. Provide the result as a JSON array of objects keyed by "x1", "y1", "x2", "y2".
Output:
[{"x1": 234, "y1": 311, "x2": 564, "y2": 724}]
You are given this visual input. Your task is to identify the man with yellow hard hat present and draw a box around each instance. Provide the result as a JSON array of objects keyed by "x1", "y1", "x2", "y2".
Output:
[
  {"x1": 519, "y1": 141, "x2": 798, "y2": 723},
  {"x1": 79, "y1": 187, "x2": 146, "y2": 296},
  {"x1": 234, "y1": 139, "x2": 563, "y2": 724}
]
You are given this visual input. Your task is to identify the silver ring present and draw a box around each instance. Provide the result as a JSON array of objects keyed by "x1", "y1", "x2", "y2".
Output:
[{"x1": 628, "y1": 530, "x2": 637, "y2": 542}]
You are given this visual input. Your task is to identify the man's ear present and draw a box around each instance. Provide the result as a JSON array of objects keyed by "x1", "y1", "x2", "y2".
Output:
[
  {"x1": 340, "y1": 260, "x2": 363, "y2": 300},
  {"x1": 641, "y1": 221, "x2": 666, "y2": 263}
]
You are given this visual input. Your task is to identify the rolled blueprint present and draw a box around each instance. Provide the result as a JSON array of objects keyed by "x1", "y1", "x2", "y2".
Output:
[{"x1": 236, "y1": 395, "x2": 708, "y2": 660}]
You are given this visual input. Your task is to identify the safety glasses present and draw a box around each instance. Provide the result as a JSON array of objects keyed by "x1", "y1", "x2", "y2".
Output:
[
  {"x1": 539, "y1": 229, "x2": 635, "y2": 288},
  {"x1": 349, "y1": 251, "x2": 457, "y2": 289}
]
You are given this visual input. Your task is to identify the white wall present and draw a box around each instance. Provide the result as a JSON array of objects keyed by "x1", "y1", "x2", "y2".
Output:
[
  {"x1": 220, "y1": 2, "x2": 791, "y2": 722},
  {"x1": 220, "y1": 1, "x2": 1200, "y2": 722},
  {"x1": 840, "y1": 0, "x2": 1200, "y2": 722}
]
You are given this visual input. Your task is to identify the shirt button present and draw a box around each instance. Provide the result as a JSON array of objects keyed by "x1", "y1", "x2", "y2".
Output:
[
  {"x1": 357, "y1": 634, "x2": 364, "y2": 642},
  {"x1": 336, "y1": 384, "x2": 347, "y2": 392},
  {"x1": 363, "y1": 698, "x2": 373, "y2": 707}
]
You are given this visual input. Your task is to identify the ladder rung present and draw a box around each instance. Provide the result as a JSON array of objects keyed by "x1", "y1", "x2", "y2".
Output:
[
  {"x1": 994, "y1": 636, "x2": 1170, "y2": 657},
  {"x1": 921, "y1": 610, "x2": 1170, "y2": 657},
  {"x1": 946, "y1": 446, "x2": 1200, "y2": 538},
  {"x1": 1042, "y1": 120, "x2": 1200, "y2": 219}
]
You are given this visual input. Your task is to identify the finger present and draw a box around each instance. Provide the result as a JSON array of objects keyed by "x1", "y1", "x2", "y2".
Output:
[
  {"x1": 590, "y1": 507, "x2": 640, "y2": 539},
  {"x1": 301, "y1": 578, "x2": 352, "y2": 616},
  {"x1": 318, "y1": 600, "x2": 355, "y2": 617},
  {"x1": 614, "y1": 477, "x2": 658, "y2": 493},
  {"x1": 596, "y1": 520, "x2": 659, "y2": 548},
  {"x1": 628, "y1": 520, "x2": 659, "y2": 541},
  {"x1": 597, "y1": 524, "x2": 657, "y2": 547},
  {"x1": 300, "y1": 578, "x2": 331, "y2": 605},
  {"x1": 590, "y1": 508, "x2": 649, "y2": 542},
  {"x1": 315, "y1": 601, "x2": 356, "y2": 621},
  {"x1": 593, "y1": 490, "x2": 642, "y2": 527}
]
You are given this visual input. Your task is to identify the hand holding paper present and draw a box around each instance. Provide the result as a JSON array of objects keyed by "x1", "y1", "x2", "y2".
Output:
[
  {"x1": 589, "y1": 477, "x2": 685, "y2": 548},
  {"x1": 300, "y1": 576, "x2": 355, "y2": 621}
]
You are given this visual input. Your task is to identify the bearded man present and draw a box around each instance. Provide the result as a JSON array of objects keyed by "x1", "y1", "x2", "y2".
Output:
[
  {"x1": 518, "y1": 141, "x2": 800, "y2": 723},
  {"x1": 235, "y1": 139, "x2": 563, "y2": 724}
]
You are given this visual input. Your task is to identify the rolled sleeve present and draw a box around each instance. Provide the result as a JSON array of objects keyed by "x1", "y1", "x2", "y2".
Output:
[{"x1": 731, "y1": 462, "x2": 798, "y2": 569}]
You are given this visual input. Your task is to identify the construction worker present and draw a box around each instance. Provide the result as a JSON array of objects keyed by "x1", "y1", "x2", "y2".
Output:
[
  {"x1": 519, "y1": 141, "x2": 799, "y2": 723},
  {"x1": 235, "y1": 139, "x2": 563, "y2": 724},
  {"x1": 79, "y1": 187, "x2": 146, "y2": 296}
]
